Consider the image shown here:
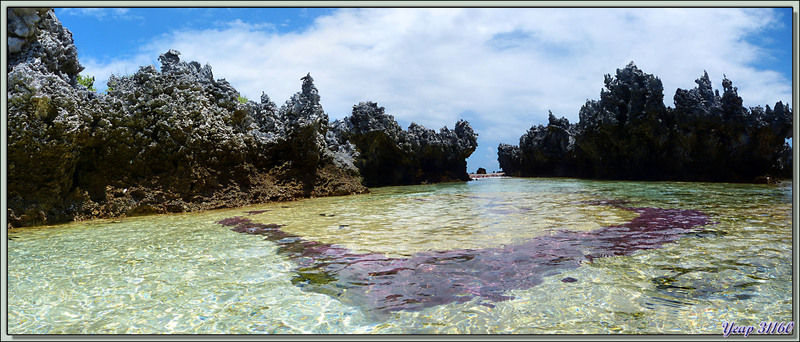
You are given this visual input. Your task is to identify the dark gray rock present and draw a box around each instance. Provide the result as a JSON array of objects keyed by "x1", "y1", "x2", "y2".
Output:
[
  {"x1": 332, "y1": 102, "x2": 478, "y2": 187},
  {"x1": 7, "y1": 8, "x2": 367, "y2": 228},
  {"x1": 7, "y1": 8, "x2": 89, "y2": 227},
  {"x1": 571, "y1": 62, "x2": 672, "y2": 179},
  {"x1": 498, "y1": 62, "x2": 793, "y2": 182},
  {"x1": 8, "y1": 8, "x2": 83, "y2": 85},
  {"x1": 8, "y1": 8, "x2": 481, "y2": 228},
  {"x1": 7, "y1": 8, "x2": 48, "y2": 53},
  {"x1": 515, "y1": 112, "x2": 576, "y2": 177},
  {"x1": 267, "y1": 73, "x2": 363, "y2": 194},
  {"x1": 497, "y1": 143, "x2": 521, "y2": 176}
]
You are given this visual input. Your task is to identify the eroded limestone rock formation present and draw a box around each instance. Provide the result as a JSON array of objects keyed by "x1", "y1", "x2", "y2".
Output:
[
  {"x1": 7, "y1": 9, "x2": 477, "y2": 228},
  {"x1": 8, "y1": 7, "x2": 89, "y2": 227},
  {"x1": 331, "y1": 102, "x2": 478, "y2": 187},
  {"x1": 498, "y1": 62, "x2": 793, "y2": 182},
  {"x1": 7, "y1": 9, "x2": 367, "y2": 228}
]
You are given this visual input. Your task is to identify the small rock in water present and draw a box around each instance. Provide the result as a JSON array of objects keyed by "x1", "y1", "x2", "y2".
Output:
[
  {"x1": 694, "y1": 230, "x2": 727, "y2": 238},
  {"x1": 561, "y1": 277, "x2": 578, "y2": 283},
  {"x1": 278, "y1": 237, "x2": 301, "y2": 244},
  {"x1": 339, "y1": 225, "x2": 349, "y2": 229},
  {"x1": 245, "y1": 210, "x2": 272, "y2": 215}
]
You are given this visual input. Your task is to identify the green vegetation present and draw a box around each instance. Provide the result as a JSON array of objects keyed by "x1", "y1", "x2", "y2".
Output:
[
  {"x1": 76, "y1": 74, "x2": 96, "y2": 92},
  {"x1": 238, "y1": 94, "x2": 248, "y2": 104}
]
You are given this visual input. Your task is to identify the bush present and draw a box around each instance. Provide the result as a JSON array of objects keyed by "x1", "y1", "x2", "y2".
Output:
[{"x1": 77, "y1": 74, "x2": 96, "y2": 92}]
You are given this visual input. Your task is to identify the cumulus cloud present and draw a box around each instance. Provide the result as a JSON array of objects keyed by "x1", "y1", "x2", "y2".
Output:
[{"x1": 77, "y1": 7, "x2": 793, "y2": 171}]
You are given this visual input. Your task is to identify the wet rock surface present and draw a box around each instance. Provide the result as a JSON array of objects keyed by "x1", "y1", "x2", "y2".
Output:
[
  {"x1": 217, "y1": 201, "x2": 712, "y2": 317},
  {"x1": 331, "y1": 102, "x2": 478, "y2": 187},
  {"x1": 498, "y1": 62, "x2": 793, "y2": 182}
]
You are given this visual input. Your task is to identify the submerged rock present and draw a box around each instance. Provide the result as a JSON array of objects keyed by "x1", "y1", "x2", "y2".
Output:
[
  {"x1": 217, "y1": 201, "x2": 713, "y2": 316},
  {"x1": 498, "y1": 62, "x2": 792, "y2": 182}
]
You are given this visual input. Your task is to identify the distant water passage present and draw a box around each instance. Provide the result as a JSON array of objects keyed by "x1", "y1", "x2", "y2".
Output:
[{"x1": 7, "y1": 178, "x2": 792, "y2": 334}]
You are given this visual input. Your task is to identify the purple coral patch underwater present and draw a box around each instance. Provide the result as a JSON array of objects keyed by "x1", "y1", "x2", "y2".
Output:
[{"x1": 215, "y1": 200, "x2": 713, "y2": 316}]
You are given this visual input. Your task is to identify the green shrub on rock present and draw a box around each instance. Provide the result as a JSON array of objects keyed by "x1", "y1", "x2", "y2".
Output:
[{"x1": 77, "y1": 74, "x2": 96, "y2": 92}]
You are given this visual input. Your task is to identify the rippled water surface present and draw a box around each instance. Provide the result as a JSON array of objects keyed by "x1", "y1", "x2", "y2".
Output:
[{"x1": 6, "y1": 178, "x2": 793, "y2": 334}]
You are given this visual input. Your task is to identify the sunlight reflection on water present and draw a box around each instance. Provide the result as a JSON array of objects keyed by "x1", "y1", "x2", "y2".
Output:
[{"x1": 6, "y1": 178, "x2": 792, "y2": 334}]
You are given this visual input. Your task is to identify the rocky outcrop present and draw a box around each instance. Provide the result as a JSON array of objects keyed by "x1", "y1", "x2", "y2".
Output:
[
  {"x1": 8, "y1": 9, "x2": 478, "y2": 228},
  {"x1": 330, "y1": 102, "x2": 478, "y2": 187},
  {"x1": 8, "y1": 8, "x2": 47, "y2": 53},
  {"x1": 518, "y1": 112, "x2": 577, "y2": 177},
  {"x1": 8, "y1": 8, "x2": 82, "y2": 84},
  {"x1": 498, "y1": 62, "x2": 793, "y2": 182},
  {"x1": 669, "y1": 72, "x2": 793, "y2": 181},
  {"x1": 7, "y1": 9, "x2": 368, "y2": 228},
  {"x1": 8, "y1": 8, "x2": 89, "y2": 227}
]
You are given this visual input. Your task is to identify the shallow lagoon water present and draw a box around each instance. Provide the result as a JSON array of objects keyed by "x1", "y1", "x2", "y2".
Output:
[{"x1": 6, "y1": 177, "x2": 793, "y2": 334}]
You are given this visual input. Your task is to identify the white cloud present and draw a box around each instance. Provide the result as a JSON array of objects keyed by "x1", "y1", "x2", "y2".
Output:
[
  {"x1": 76, "y1": 8, "x2": 793, "y2": 171},
  {"x1": 59, "y1": 8, "x2": 140, "y2": 21},
  {"x1": 81, "y1": 55, "x2": 157, "y2": 83}
]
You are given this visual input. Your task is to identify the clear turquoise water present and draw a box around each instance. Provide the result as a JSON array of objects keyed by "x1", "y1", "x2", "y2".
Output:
[{"x1": 6, "y1": 177, "x2": 793, "y2": 334}]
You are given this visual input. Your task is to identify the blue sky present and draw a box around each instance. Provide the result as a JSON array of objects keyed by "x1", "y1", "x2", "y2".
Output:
[{"x1": 54, "y1": 6, "x2": 795, "y2": 173}]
